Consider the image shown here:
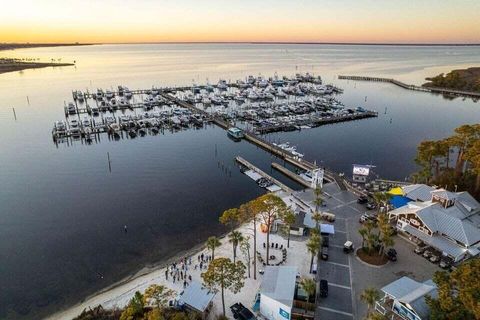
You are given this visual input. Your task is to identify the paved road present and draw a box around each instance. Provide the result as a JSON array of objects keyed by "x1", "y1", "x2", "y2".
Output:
[{"x1": 315, "y1": 182, "x2": 357, "y2": 320}]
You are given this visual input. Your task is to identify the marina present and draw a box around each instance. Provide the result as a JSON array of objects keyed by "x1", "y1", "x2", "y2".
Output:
[{"x1": 52, "y1": 73, "x2": 378, "y2": 145}]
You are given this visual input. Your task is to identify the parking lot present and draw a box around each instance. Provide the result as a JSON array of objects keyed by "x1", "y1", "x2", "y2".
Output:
[{"x1": 314, "y1": 182, "x2": 440, "y2": 319}]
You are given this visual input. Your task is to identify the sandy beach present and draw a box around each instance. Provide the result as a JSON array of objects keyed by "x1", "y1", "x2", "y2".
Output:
[{"x1": 47, "y1": 192, "x2": 314, "y2": 320}]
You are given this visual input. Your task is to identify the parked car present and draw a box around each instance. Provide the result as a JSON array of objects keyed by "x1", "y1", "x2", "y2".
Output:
[
  {"x1": 322, "y1": 236, "x2": 329, "y2": 248},
  {"x1": 230, "y1": 303, "x2": 256, "y2": 320},
  {"x1": 414, "y1": 245, "x2": 428, "y2": 255},
  {"x1": 429, "y1": 253, "x2": 441, "y2": 263},
  {"x1": 439, "y1": 257, "x2": 453, "y2": 269},
  {"x1": 359, "y1": 213, "x2": 377, "y2": 224},
  {"x1": 423, "y1": 250, "x2": 433, "y2": 259},
  {"x1": 321, "y1": 246, "x2": 329, "y2": 260},
  {"x1": 344, "y1": 241, "x2": 354, "y2": 253},
  {"x1": 320, "y1": 279, "x2": 328, "y2": 298},
  {"x1": 366, "y1": 202, "x2": 377, "y2": 210},
  {"x1": 387, "y1": 248, "x2": 397, "y2": 261},
  {"x1": 357, "y1": 196, "x2": 369, "y2": 204}
]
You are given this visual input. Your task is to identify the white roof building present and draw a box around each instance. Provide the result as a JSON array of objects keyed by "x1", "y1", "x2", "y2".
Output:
[
  {"x1": 389, "y1": 186, "x2": 480, "y2": 261},
  {"x1": 259, "y1": 266, "x2": 297, "y2": 320},
  {"x1": 375, "y1": 276, "x2": 437, "y2": 320},
  {"x1": 177, "y1": 281, "x2": 215, "y2": 315}
]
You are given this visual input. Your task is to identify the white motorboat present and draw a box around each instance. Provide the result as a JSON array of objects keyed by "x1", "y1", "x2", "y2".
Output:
[{"x1": 67, "y1": 102, "x2": 76, "y2": 114}]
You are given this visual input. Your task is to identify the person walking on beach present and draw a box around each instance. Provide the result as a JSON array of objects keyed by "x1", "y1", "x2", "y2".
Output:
[
  {"x1": 173, "y1": 275, "x2": 176, "y2": 283},
  {"x1": 183, "y1": 280, "x2": 187, "y2": 288},
  {"x1": 165, "y1": 269, "x2": 168, "y2": 280},
  {"x1": 188, "y1": 275, "x2": 192, "y2": 282}
]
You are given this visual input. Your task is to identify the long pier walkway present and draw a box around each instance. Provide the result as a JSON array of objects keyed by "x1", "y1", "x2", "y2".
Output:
[{"x1": 338, "y1": 75, "x2": 480, "y2": 98}]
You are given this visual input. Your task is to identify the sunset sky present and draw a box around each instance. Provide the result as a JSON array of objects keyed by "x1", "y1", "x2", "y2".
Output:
[{"x1": 1, "y1": 0, "x2": 479, "y2": 44}]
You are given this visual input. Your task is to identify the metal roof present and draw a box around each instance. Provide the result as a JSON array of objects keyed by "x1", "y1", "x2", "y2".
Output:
[
  {"x1": 403, "y1": 225, "x2": 467, "y2": 258},
  {"x1": 402, "y1": 184, "x2": 435, "y2": 202},
  {"x1": 178, "y1": 281, "x2": 215, "y2": 312},
  {"x1": 260, "y1": 266, "x2": 297, "y2": 307},
  {"x1": 390, "y1": 198, "x2": 480, "y2": 247},
  {"x1": 381, "y1": 276, "x2": 436, "y2": 320},
  {"x1": 431, "y1": 189, "x2": 457, "y2": 201}
]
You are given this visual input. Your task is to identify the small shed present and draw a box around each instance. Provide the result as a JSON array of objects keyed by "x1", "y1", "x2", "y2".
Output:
[
  {"x1": 290, "y1": 210, "x2": 307, "y2": 236},
  {"x1": 260, "y1": 266, "x2": 297, "y2": 320},
  {"x1": 177, "y1": 281, "x2": 215, "y2": 318}
]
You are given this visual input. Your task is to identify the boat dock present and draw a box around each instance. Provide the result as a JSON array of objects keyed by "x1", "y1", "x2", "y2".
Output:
[
  {"x1": 254, "y1": 111, "x2": 377, "y2": 134},
  {"x1": 338, "y1": 75, "x2": 480, "y2": 98},
  {"x1": 235, "y1": 156, "x2": 293, "y2": 193},
  {"x1": 271, "y1": 162, "x2": 312, "y2": 189}
]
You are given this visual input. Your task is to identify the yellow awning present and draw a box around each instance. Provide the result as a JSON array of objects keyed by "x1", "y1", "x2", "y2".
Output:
[{"x1": 388, "y1": 187, "x2": 404, "y2": 195}]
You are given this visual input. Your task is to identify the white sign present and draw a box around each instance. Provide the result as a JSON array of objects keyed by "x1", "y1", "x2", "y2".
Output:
[{"x1": 353, "y1": 165, "x2": 370, "y2": 176}]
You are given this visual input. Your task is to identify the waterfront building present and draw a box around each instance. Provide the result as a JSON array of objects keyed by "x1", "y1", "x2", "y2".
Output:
[
  {"x1": 389, "y1": 187, "x2": 480, "y2": 262},
  {"x1": 259, "y1": 266, "x2": 297, "y2": 320},
  {"x1": 375, "y1": 276, "x2": 437, "y2": 320}
]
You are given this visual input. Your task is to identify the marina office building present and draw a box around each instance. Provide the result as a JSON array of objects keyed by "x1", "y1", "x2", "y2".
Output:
[{"x1": 389, "y1": 185, "x2": 480, "y2": 262}]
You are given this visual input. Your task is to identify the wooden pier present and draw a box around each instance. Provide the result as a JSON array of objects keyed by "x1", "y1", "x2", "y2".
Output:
[
  {"x1": 235, "y1": 156, "x2": 293, "y2": 193},
  {"x1": 271, "y1": 162, "x2": 312, "y2": 188},
  {"x1": 338, "y1": 75, "x2": 480, "y2": 98}
]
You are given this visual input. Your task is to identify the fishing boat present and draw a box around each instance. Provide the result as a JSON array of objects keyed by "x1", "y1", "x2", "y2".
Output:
[
  {"x1": 227, "y1": 127, "x2": 244, "y2": 140},
  {"x1": 95, "y1": 89, "x2": 104, "y2": 100},
  {"x1": 124, "y1": 88, "x2": 133, "y2": 99},
  {"x1": 67, "y1": 102, "x2": 76, "y2": 115},
  {"x1": 90, "y1": 105, "x2": 99, "y2": 115},
  {"x1": 75, "y1": 91, "x2": 84, "y2": 102},
  {"x1": 217, "y1": 79, "x2": 228, "y2": 90}
]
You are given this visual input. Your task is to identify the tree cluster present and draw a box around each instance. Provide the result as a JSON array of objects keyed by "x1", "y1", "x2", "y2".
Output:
[
  {"x1": 426, "y1": 259, "x2": 480, "y2": 320},
  {"x1": 423, "y1": 68, "x2": 480, "y2": 92},
  {"x1": 413, "y1": 124, "x2": 480, "y2": 199},
  {"x1": 358, "y1": 193, "x2": 395, "y2": 256}
]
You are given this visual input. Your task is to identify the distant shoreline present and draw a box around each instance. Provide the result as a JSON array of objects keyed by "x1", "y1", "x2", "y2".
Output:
[
  {"x1": 2, "y1": 42, "x2": 480, "y2": 48},
  {"x1": 0, "y1": 58, "x2": 75, "y2": 75},
  {"x1": 104, "y1": 41, "x2": 480, "y2": 46},
  {"x1": 0, "y1": 43, "x2": 93, "y2": 51}
]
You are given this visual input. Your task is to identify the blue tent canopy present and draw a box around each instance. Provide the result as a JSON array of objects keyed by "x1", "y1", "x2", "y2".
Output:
[{"x1": 390, "y1": 195, "x2": 411, "y2": 208}]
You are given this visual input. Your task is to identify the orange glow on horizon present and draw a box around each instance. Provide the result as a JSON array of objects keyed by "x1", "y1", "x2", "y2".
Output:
[{"x1": 1, "y1": 0, "x2": 479, "y2": 44}]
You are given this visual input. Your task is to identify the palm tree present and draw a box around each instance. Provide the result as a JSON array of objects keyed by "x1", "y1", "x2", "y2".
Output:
[
  {"x1": 300, "y1": 278, "x2": 316, "y2": 312},
  {"x1": 206, "y1": 236, "x2": 222, "y2": 260},
  {"x1": 228, "y1": 231, "x2": 244, "y2": 263},
  {"x1": 361, "y1": 287, "x2": 381, "y2": 316},
  {"x1": 312, "y1": 211, "x2": 322, "y2": 229},
  {"x1": 307, "y1": 233, "x2": 321, "y2": 273},
  {"x1": 313, "y1": 186, "x2": 323, "y2": 212}
]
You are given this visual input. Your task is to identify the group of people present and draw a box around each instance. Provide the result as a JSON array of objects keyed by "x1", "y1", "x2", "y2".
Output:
[{"x1": 164, "y1": 252, "x2": 213, "y2": 288}]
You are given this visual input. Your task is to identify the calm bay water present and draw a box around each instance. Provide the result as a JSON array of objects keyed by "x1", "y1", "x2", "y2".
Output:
[{"x1": 0, "y1": 44, "x2": 479, "y2": 319}]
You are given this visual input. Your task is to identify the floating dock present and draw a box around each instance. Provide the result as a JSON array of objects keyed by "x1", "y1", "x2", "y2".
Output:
[
  {"x1": 235, "y1": 156, "x2": 293, "y2": 193},
  {"x1": 338, "y1": 75, "x2": 480, "y2": 98}
]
